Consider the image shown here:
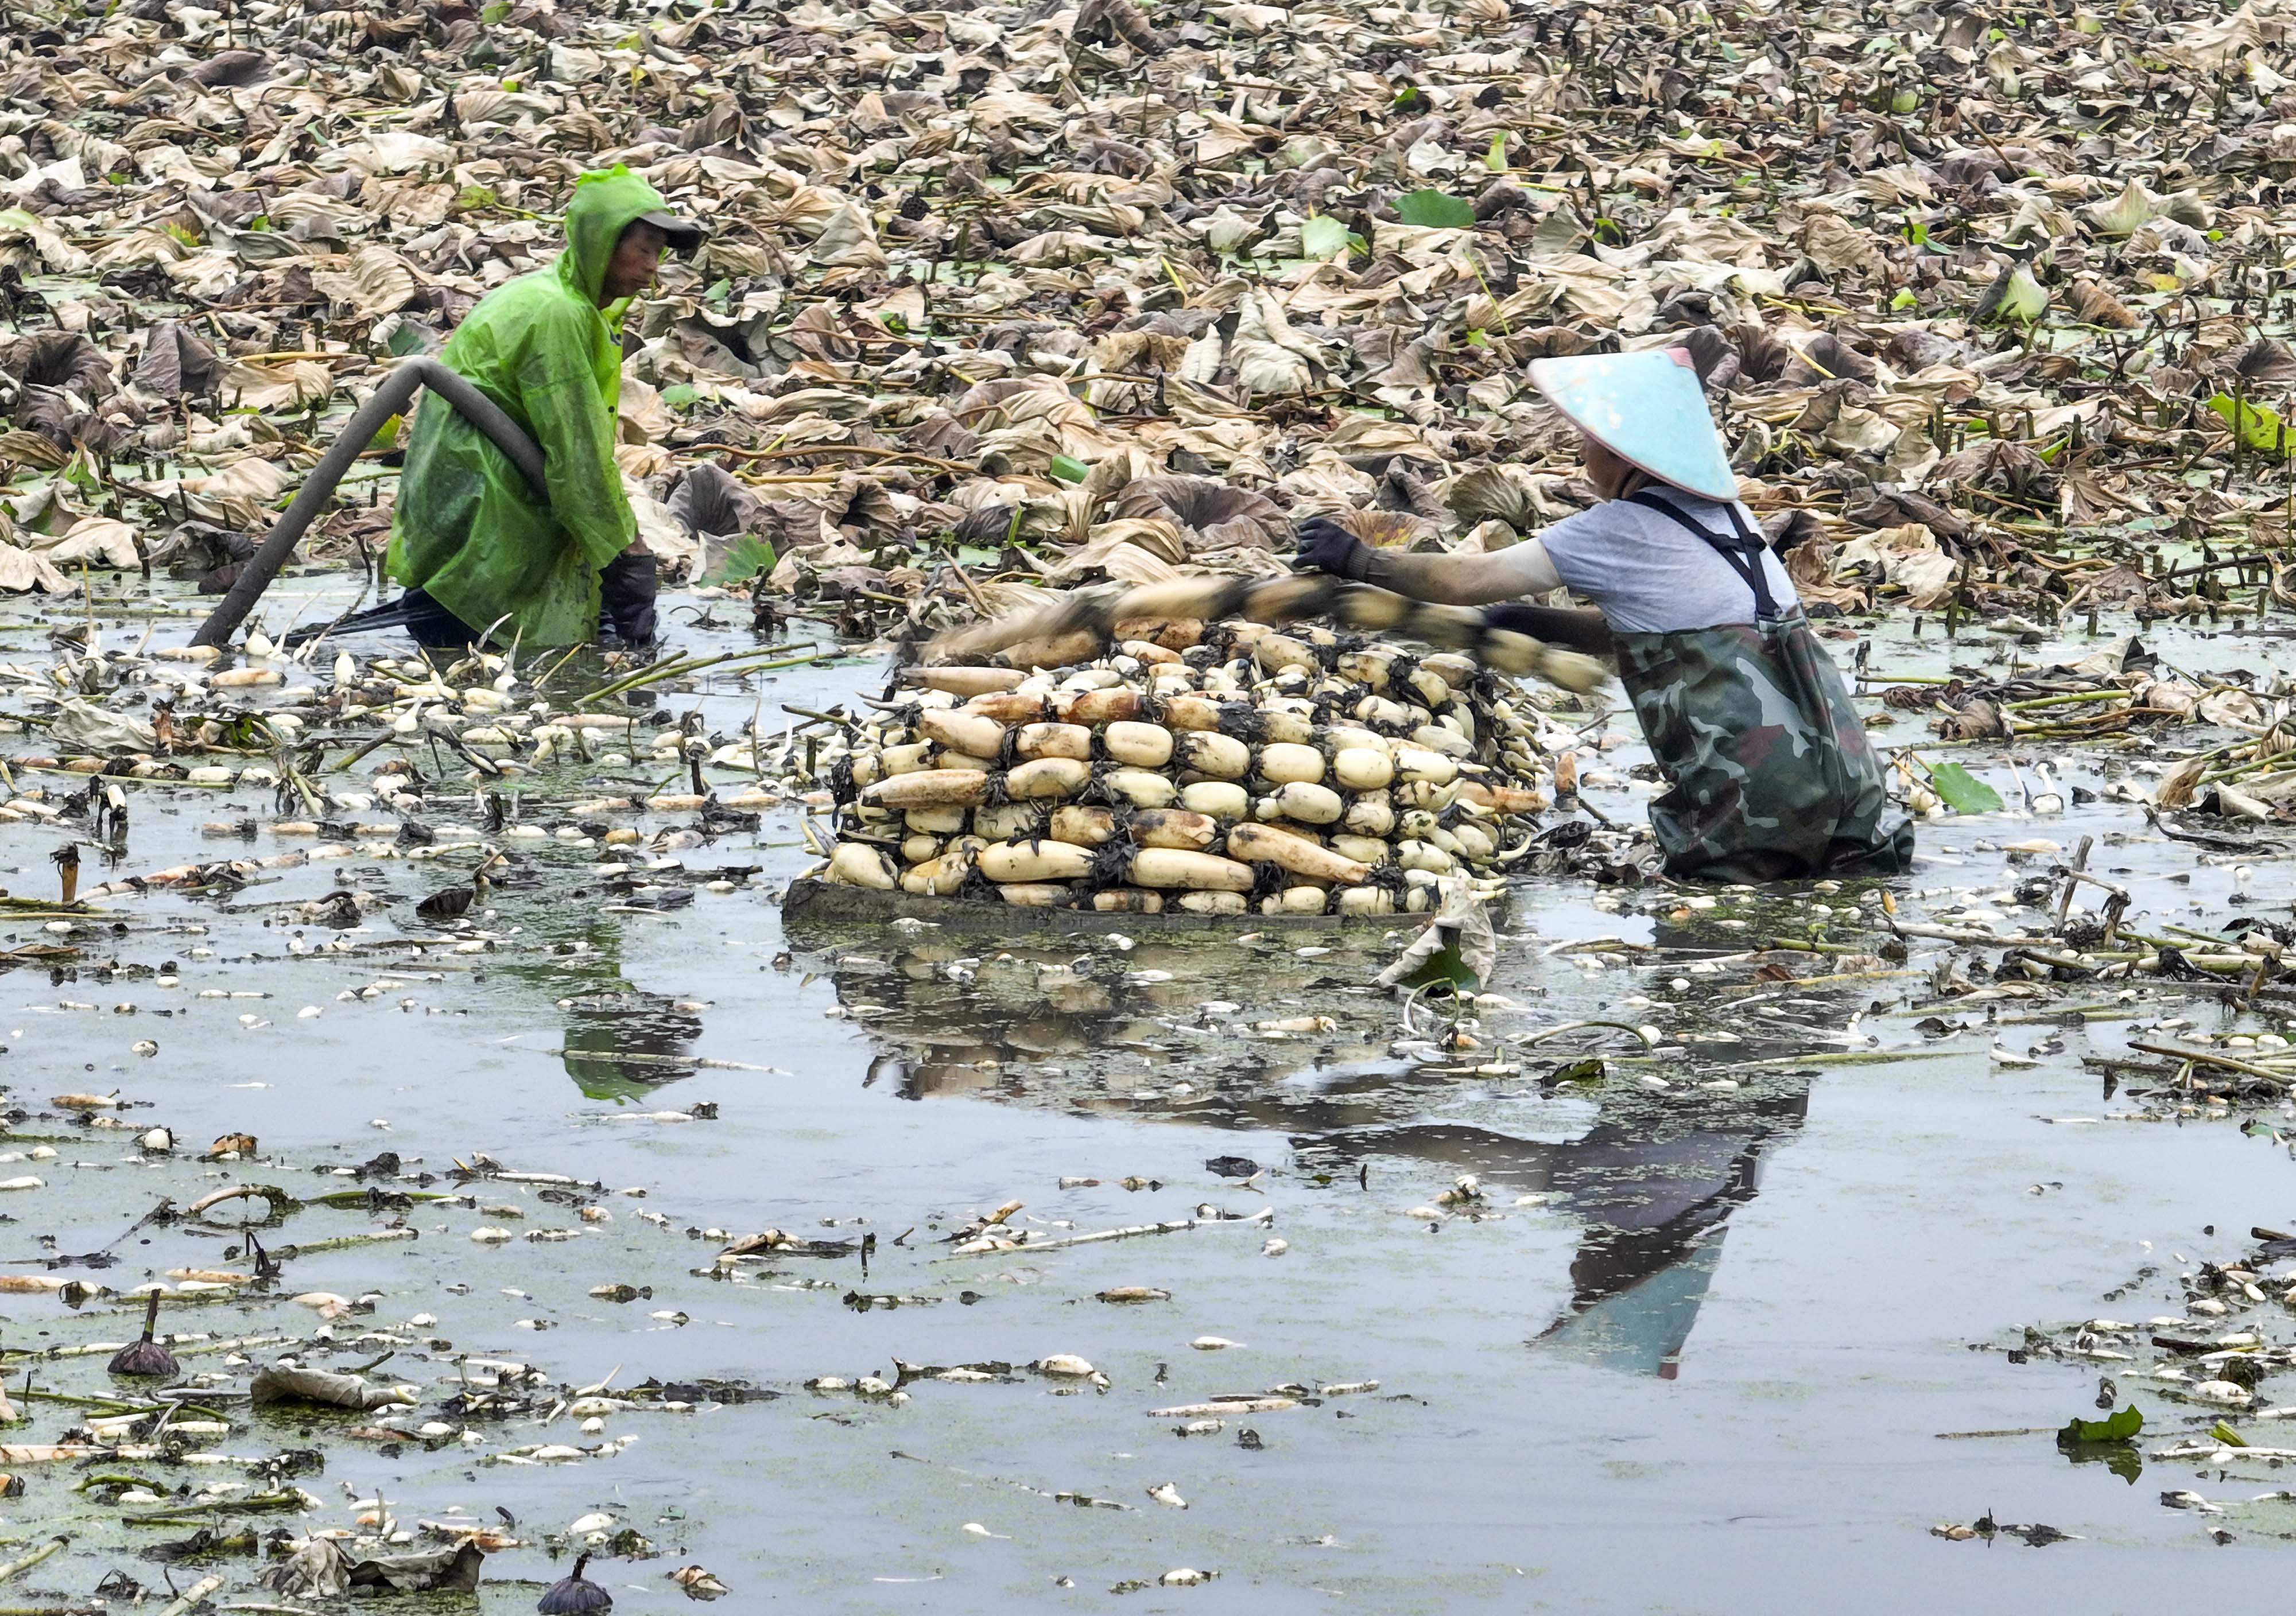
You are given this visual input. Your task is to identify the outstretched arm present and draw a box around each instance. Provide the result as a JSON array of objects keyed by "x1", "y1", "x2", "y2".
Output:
[
  {"x1": 1295, "y1": 516, "x2": 1612, "y2": 656},
  {"x1": 1297, "y1": 514, "x2": 1560, "y2": 604},
  {"x1": 1359, "y1": 542, "x2": 1560, "y2": 605}
]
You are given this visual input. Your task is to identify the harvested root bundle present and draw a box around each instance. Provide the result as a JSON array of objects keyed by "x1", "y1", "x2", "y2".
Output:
[
  {"x1": 1000, "y1": 881, "x2": 1076, "y2": 907},
  {"x1": 821, "y1": 605, "x2": 1569, "y2": 916},
  {"x1": 1395, "y1": 747, "x2": 1458, "y2": 786},
  {"x1": 1092, "y1": 887, "x2": 1165, "y2": 913},
  {"x1": 1132, "y1": 809, "x2": 1219, "y2": 850},
  {"x1": 974, "y1": 803, "x2": 1045, "y2": 840},
  {"x1": 924, "y1": 574, "x2": 1609, "y2": 693},
  {"x1": 914, "y1": 667, "x2": 1024, "y2": 698},
  {"x1": 1069, "y1": 689, "x2": 1148, "y2": 727},
  {"x1": 902, "y1": 845, "x2": 979, "y2": 895},
  {"x1": 905, "y1": 805, "x2": 969, "y2": 834},
  {"x1": 1049, "y1": 805, "x2": 1124, "y2": 846},
  {"x1": 1333, "y1": 747, "x2": 1395, "y2": 790}
]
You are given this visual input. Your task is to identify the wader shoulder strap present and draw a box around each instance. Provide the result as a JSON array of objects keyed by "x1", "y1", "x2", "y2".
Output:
[{"x1": 1627, "y1": 491, "x2": 1779, "y2": 620}]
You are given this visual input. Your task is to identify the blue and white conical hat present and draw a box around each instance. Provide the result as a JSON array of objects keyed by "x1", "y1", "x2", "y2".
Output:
[{"x1": 1526, "y1": 348, "x2": 1739, "y2": 502}]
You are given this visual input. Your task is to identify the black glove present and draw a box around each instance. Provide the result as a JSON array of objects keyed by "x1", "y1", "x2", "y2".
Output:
[
  {"x1": 1293, "y1": 515, "x2": 1372, "y2": 581},
  {"x1": 598, "y1": 550, "x2": 659, "y2": 648}
]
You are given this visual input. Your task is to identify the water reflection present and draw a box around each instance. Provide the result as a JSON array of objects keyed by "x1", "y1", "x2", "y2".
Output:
[
  {"x1": 555, "y1": 984, "x2": 705, "y2": 1097},
  {"x1": 492, "y1": 906, "x2": 704, "y2": 1098},
  {"x1": 808, "y1": 931, "x2": 1814, "y2": 1378},
  {"x1": 1302, "y1": 1108, "x2": 1796, "y2": 1378}
]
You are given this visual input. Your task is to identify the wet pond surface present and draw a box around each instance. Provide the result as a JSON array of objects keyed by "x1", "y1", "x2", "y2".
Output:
[{"x1": 2, "y1": 581, "x2": 2294, "y2": 1612}]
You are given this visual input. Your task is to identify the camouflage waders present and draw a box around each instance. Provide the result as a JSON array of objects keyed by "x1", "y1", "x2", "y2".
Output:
[{"x1": 1612, "y1": 494, "x2": 1915, "y2": 884}]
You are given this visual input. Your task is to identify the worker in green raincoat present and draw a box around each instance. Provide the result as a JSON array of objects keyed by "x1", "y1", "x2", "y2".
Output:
[
  {"x1": 1296, "y1": 348, "x2": 1913, "y2": 884},
  {"x1": 383, "y1": 165, "x2": 703, "y2": 649}
]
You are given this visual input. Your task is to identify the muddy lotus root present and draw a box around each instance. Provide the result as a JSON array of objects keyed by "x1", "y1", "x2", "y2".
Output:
[{"x1": 813, "y1": 619, "x2": 1573, "y2": 918}]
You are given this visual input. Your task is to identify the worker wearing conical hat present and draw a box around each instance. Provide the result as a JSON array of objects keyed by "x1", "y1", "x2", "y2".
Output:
[{"x1": 1296, "y1": 347, "x2": 1911, "y2": 884}]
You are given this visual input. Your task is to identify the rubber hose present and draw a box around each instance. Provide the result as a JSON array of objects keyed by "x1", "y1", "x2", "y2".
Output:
[{"x1": 190, "y1": 358, "x2": 546, "y2": 648}]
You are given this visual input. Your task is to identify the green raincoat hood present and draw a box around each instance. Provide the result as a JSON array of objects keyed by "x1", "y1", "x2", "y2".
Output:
[{"x1": 557, "y1": 165, "x2": 673, "y2": 309}]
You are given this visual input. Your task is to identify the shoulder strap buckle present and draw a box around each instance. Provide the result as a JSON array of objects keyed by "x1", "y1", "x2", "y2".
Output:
[{"x1": 1625, "y1": 491, "x2": 1779, "y2": 620}]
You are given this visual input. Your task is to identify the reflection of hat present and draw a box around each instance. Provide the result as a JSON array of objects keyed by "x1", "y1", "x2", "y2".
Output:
[
  {"x1": 1527, "y1": 348, "x2": 1738, "y2": 502},
  {"x1": 634, "y1": 211, "x2": 706, "y2": 252},
  {"x1": 1535, "y1": 1227, "x2": 1725, "y2": 1378}
]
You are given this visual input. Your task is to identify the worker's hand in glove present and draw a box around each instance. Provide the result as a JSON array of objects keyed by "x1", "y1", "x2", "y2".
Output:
[
  {"x1": 598, "y1": 550, "x2": 659, "y2": 648},
  {"x1": 1293, "y1": 515, "x2": 1372, "y2": 581}
]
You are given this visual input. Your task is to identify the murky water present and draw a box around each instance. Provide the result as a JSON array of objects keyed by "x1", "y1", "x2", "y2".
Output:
[{"x1": 3, "y1": 580, "x2": 2291, "y2": 1611}]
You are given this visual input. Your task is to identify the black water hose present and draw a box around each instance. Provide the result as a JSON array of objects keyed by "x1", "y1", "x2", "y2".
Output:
[{"x1": 190, "y1": 358, "x2": 546, "y2": 648}]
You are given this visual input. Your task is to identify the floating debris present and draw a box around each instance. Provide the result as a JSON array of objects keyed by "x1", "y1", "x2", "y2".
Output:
[
  {"x1": 670, "y1": 1565, "x2": 730, "y2": 1602},
  {"x1": 104, "y1": 1293, "x2": 177, "y2": 1379},
  {"x1": 538, "y1": 1552, "x2": 613, "y2": 1614}
]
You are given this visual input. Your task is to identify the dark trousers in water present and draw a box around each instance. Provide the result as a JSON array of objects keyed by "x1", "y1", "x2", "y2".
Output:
[
  {"x1": 373, "y1": 553, "x2": 660, "y2": 650},
  {"x1": 397, "y1": 586, "x2": 482, "y2": 648}
]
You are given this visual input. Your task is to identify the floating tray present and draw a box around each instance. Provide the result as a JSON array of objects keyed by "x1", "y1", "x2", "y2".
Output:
[{"x1": 779, "y1": 877, "x2": 1433, "y2": 934}]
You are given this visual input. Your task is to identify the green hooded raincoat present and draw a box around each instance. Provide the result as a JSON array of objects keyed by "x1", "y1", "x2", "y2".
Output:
[{"x1": 386, "y1": 166, "x2": 666, "y2": 646}]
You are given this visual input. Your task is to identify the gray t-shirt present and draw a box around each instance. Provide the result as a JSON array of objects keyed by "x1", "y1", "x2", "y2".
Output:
[{"x1": 1525, "y1": 493, "x2": 1800, "y2": 634}]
